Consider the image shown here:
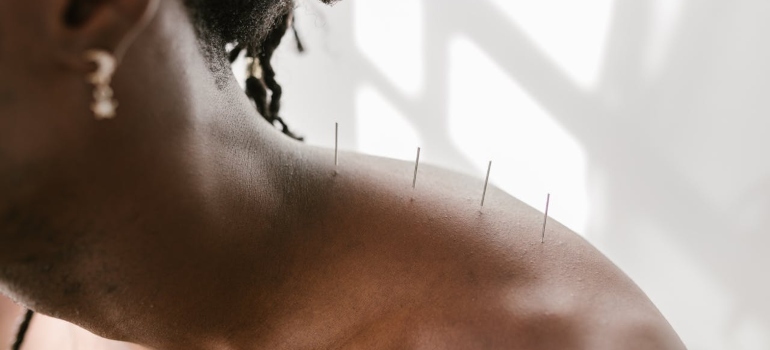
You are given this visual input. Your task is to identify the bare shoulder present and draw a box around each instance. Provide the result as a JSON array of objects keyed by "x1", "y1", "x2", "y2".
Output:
[
  {"x1": 325, "y1": 152, "x2": 686, "y2": 349},
  {"x1": 399, "y1": 221, "x2": 686, "y2": 349}
]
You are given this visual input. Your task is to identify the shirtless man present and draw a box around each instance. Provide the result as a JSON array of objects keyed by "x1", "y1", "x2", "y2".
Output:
[{"x1": 0, "y1": 0, "x2": 686, "y2": 349}]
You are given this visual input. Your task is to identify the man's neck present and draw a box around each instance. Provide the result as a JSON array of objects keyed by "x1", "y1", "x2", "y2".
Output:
[
  {"x1": 0, "y1": 1, "x2": 361, "y2": 346},
  {"x1": 3, "y1": 67, "x2": 338, "y2": 349},
  {"x1": 0, "y1": 2, "x2": 345, "y2": 339},
  {"x1": 89, "y1": 91, "x2": 332, "y2": 348}
]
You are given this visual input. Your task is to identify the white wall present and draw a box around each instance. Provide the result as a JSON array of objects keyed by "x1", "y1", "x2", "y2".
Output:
[{"x1": 248, "y1": 0, "x2": 770, "y2": 348}]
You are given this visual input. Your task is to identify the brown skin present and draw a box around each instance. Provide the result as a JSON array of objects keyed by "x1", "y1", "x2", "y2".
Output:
[
  {"x1": 0, "y1": 0, "x2": 686, "y2": 349},
  {"x1": 0, "y1": 296, "x2": 22, "y2": 347}
]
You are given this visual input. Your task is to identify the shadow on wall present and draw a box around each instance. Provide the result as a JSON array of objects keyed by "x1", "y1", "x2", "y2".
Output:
[{"x1": 273, "y1": 0, "x2": 770, "y2": 348}]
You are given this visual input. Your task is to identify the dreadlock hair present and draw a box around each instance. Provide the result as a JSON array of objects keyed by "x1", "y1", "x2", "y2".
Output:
[
  {"x1": 183, "y1": 0, "x2": 327, "y2": 141},
  {"x1": 228, "y1": 11, "x2": 305, "y2": 140}
]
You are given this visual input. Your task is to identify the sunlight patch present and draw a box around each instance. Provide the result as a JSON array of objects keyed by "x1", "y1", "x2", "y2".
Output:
[
  {"x1": 356, "y1": 85, "x2": 422, "y2": 161},
  {"x1": 489, "y1": 0, "x2": 614, "y2": 89},
  {"x1": 354, "y1": 0, "x2": 424, "y2": 96},
  {"x1": 448, "y1": 36, "x2": 588, "y2": 234}
]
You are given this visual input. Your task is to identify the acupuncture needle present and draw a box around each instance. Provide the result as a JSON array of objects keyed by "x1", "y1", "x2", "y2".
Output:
[
  {"x1": 334, "y1": 122, "x2": 339, "y2": 167},
  {"x1": 541, "y1": 193, "x2": 551, "y2": 243},
  {"x1": 481, "y1": 161, "x2": 492, "y2": 207},
  {"x1": 412, "y1": 147, "x2": 421, "y2": 189}
]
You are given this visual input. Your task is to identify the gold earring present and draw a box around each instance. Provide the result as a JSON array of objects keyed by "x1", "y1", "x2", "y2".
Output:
[{"x1": 84, "y1": 50, "x2": 118, "y2": 120}]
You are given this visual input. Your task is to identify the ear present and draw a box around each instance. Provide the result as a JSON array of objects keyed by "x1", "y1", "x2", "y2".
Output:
[{"x1": 56, "y1": 0, "x2": 159, "y2": 69}]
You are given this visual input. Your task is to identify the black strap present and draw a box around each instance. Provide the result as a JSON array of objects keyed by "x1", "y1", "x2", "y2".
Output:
[{"x1": 11, "y1": 309, "x2": 34, "y2": 350}]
